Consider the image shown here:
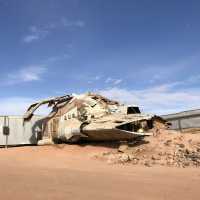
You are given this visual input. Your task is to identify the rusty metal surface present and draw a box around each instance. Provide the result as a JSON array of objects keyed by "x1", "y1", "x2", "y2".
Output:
[
  {"x1": 23, "y1": 95, "x2": 73, "y2": 121},
  {"x1": 24, "y1": 92, "x2": 165, "y2": 143}
]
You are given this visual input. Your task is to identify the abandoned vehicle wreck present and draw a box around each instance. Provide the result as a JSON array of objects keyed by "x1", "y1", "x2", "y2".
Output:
[{"x1": 24, "y1": 93, "x2": 166, "y2": 144}]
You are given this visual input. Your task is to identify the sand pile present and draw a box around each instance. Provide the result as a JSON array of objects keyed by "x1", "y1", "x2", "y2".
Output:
[{"x1": 95, "y1": 130, "x2": 200, "y2": 167}]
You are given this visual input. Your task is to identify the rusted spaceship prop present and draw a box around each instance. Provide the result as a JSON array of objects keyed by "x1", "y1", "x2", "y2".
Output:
[{"x1": 23, "y1": 93, "x2": 166, "y2": 144}]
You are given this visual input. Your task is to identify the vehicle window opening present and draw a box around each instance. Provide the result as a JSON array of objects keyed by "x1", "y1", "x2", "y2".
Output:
[{"x1": 127, "y1": 106, "x2": 141, "y2": 114}]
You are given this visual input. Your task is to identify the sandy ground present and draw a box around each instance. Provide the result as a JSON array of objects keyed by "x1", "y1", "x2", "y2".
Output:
[{"x1": 0, "y1": 144, "x2": 200, "y2": 200}]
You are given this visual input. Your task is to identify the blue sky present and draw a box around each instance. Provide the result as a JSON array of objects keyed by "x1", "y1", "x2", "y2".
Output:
[{"x1": 0, "y1": 0, "x2": 200, "y2": 115}]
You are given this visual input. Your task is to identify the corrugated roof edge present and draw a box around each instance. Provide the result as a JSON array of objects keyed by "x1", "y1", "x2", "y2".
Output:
[{"x1": 162, "y1": 108, "x2": 200, "y2": 119}]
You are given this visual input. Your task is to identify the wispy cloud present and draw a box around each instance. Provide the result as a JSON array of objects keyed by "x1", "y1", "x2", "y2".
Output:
[
  {"x1": 23, "y1": 35, "x2": 39, "y2": 43},
  {"x1": 87, "y1": 76, "x2": 102, "y2": 84},
  {"x1": 94, "y1": 76, "x2": 101, "y2": 80},
  {"x1": 72, "y1": 74, "x2": 123, "y2": 86},
  {"x1": 0, "y1": 97, "x2": 50, "y2": 115},
  {"x1": 23, "y1": 26, "x2": 49, "y2": 43},
  {"x1": 113, "y1": 79, "x2": 122, "y2": 85},
  {"x1": 5, "y1": 65, "x2": 47, "y2": 85},
  {"x1": 45, "y1": 53, "x2": 71, "y2": 63},
  {"x1": 105, "y1": 77, "x2": 122, "y2": 85},
  {"x1": 99, "y1": 81, "x2": 200, "y2": 115},
  {"x1": 61, "y1": 18, "x2": 85, "y2": 28},
  {"x1": 73, "y1": 73, "x2": 103, "y2": 84},
  {"x1": 23, "y1": 18, "x2": 85, "y2": 43},
  {"x1": 146, "y1": 54, "x2": 200, "y2": 84}
]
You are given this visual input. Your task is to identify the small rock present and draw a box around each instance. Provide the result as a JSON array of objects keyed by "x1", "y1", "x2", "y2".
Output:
[
  {"x1": 158, "y1": 152, "x2": 164, "y2": 156},
  {"x1": 118, "y1": 144, "x2": 128, "y2": 153},
  {"x1": 136, "y1": 148, "x2": 143, "y2": 153},
  {"x1": 106, "y1": 154, "x2": 117, "y2": 164},
  {"x1": 167, "y1": 158, "x2": 174, "y2": 166},
  {"x1": 102, "y1": 152, "x2": 111, "y2": 156},
  {"x1": 183, "y1": 161, "x2": 190, "y2": 167},
  {"x1": 167, "y1": 154, "x2": 173, "y2": 159},
  {"x1": 178, "y1": 143, "x2": 185, "y2": 148},
  {"x1": 185, "y1": 149, "x2": 190, "y2": 154},
  {"x1": 119, "y1": 154, "x2": 130, "y2": 163},
  {"x1": 132, "y1": 158, "x2": 139, "y2": 165},
  {"x1": 164, "y1": 140, "x2": 172, "y2": 146},
  {"x1": 144, "y1": 161, "x2": 152, "y2": 167},
  {"x1": 37, "y1": 138, "x2": 54, "y2": 145},
  {"x1": 128, "y1": 154, "x2": 135, "y2": 160},
  {"x1": 152, "y1": 155, "x2": 161, "y2": 160},
  {"x1": 143, "y1": 155, "x2": 147, "y2": 159}
]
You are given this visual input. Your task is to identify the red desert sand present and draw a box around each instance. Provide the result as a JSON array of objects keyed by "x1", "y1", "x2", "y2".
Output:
[{"x1": 0, "y1": 143, "x2": 200, "y2": 200}]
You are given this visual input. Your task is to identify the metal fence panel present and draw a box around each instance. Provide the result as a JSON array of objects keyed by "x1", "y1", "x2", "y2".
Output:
[
  {"x1": 162, "y1": 110, "x2": 200, "y2": 130},
  {"x1": 0, "y1": 115, "x2": 43, "y2": 146}
]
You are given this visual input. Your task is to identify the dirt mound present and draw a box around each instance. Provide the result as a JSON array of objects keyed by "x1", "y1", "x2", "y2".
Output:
[{"x1": 94, "y1": 130, "x2": 200, "y2": 167}]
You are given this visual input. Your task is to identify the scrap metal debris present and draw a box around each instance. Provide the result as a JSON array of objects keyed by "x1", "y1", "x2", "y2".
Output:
[
  {"x1": 94, "y1": 129, "x2": 200, "y2": 167},
  {"x1": 24, "y1": 92, "x2": 167, "y2": 144}
]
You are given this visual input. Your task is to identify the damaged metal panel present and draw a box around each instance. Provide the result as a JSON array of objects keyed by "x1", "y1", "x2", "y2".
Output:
[
  {"x1": 0, "y1": 115, "x2": 43, "y2": 146},
  {"x1": 24, "y1": 95, "x2": 72, "y2": 121},
  {"x1": 162, "y1": 109, "x2": 200, "y2": 131},
  {"x1": 24, "y1": 92, "x2": 167, "y2": 144}
]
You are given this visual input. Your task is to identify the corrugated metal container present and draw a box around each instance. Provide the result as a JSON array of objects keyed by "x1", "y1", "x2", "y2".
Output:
[
  {"x1": 162, "y1": 109, "x2": 200, "y2": 130},
  {"x1": 0, "y1": 115, "x2": 43, "y2": 146}
]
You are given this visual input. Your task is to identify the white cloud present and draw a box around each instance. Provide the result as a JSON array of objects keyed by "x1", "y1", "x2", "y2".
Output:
[
  {"x1": 23, "y1": 35, "x2": 39, "y2": 43},
  {"x1": 61, "y1": 18, "x2": 85, "y2": 28},
  {"x1": 105, "y1": 77, "x2": 112, "y2": 83},
  {"x1": 113, "y1": 79, "x2": 122, "y2": 85},
  {"x1": 23, "y1": 26, "x2": 49, "y2": 43},
  {"x1": 187, "y1": 74, "x2": 200, "y2": 83},
  {"x1": 94, "y1": 76, "x2": 101, "y2": 80},
  {"x1": 146, "y1": 54, "x2": 200, "y2": 84},
  {"x1": 105, "y1": 77, "x2": 122, "y2": 85},
  {"x1": 1, "y1": 81, "x2": 199, "y2": 115},
  {"x1": 23, "y1": 18, "x2": 85, "y2": 43},
  {"x1": 6, "y1": 65, "x2": 47, "y2": 85},
  {"x1": 99, "y1": 84, "x2": 200, "y2": 115},
  {"x1": 74, "y1": 74, "x2": 102, "y2": 84},
  {"x1": 0, "y1": 97, "x2": 50, "y2": 115},
  {"x1": 45, "y1": 53, "x2": 70, "y2": 63},
  {"x1": 0, "y1": 97, "x2": 34, "y2": 115}
]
